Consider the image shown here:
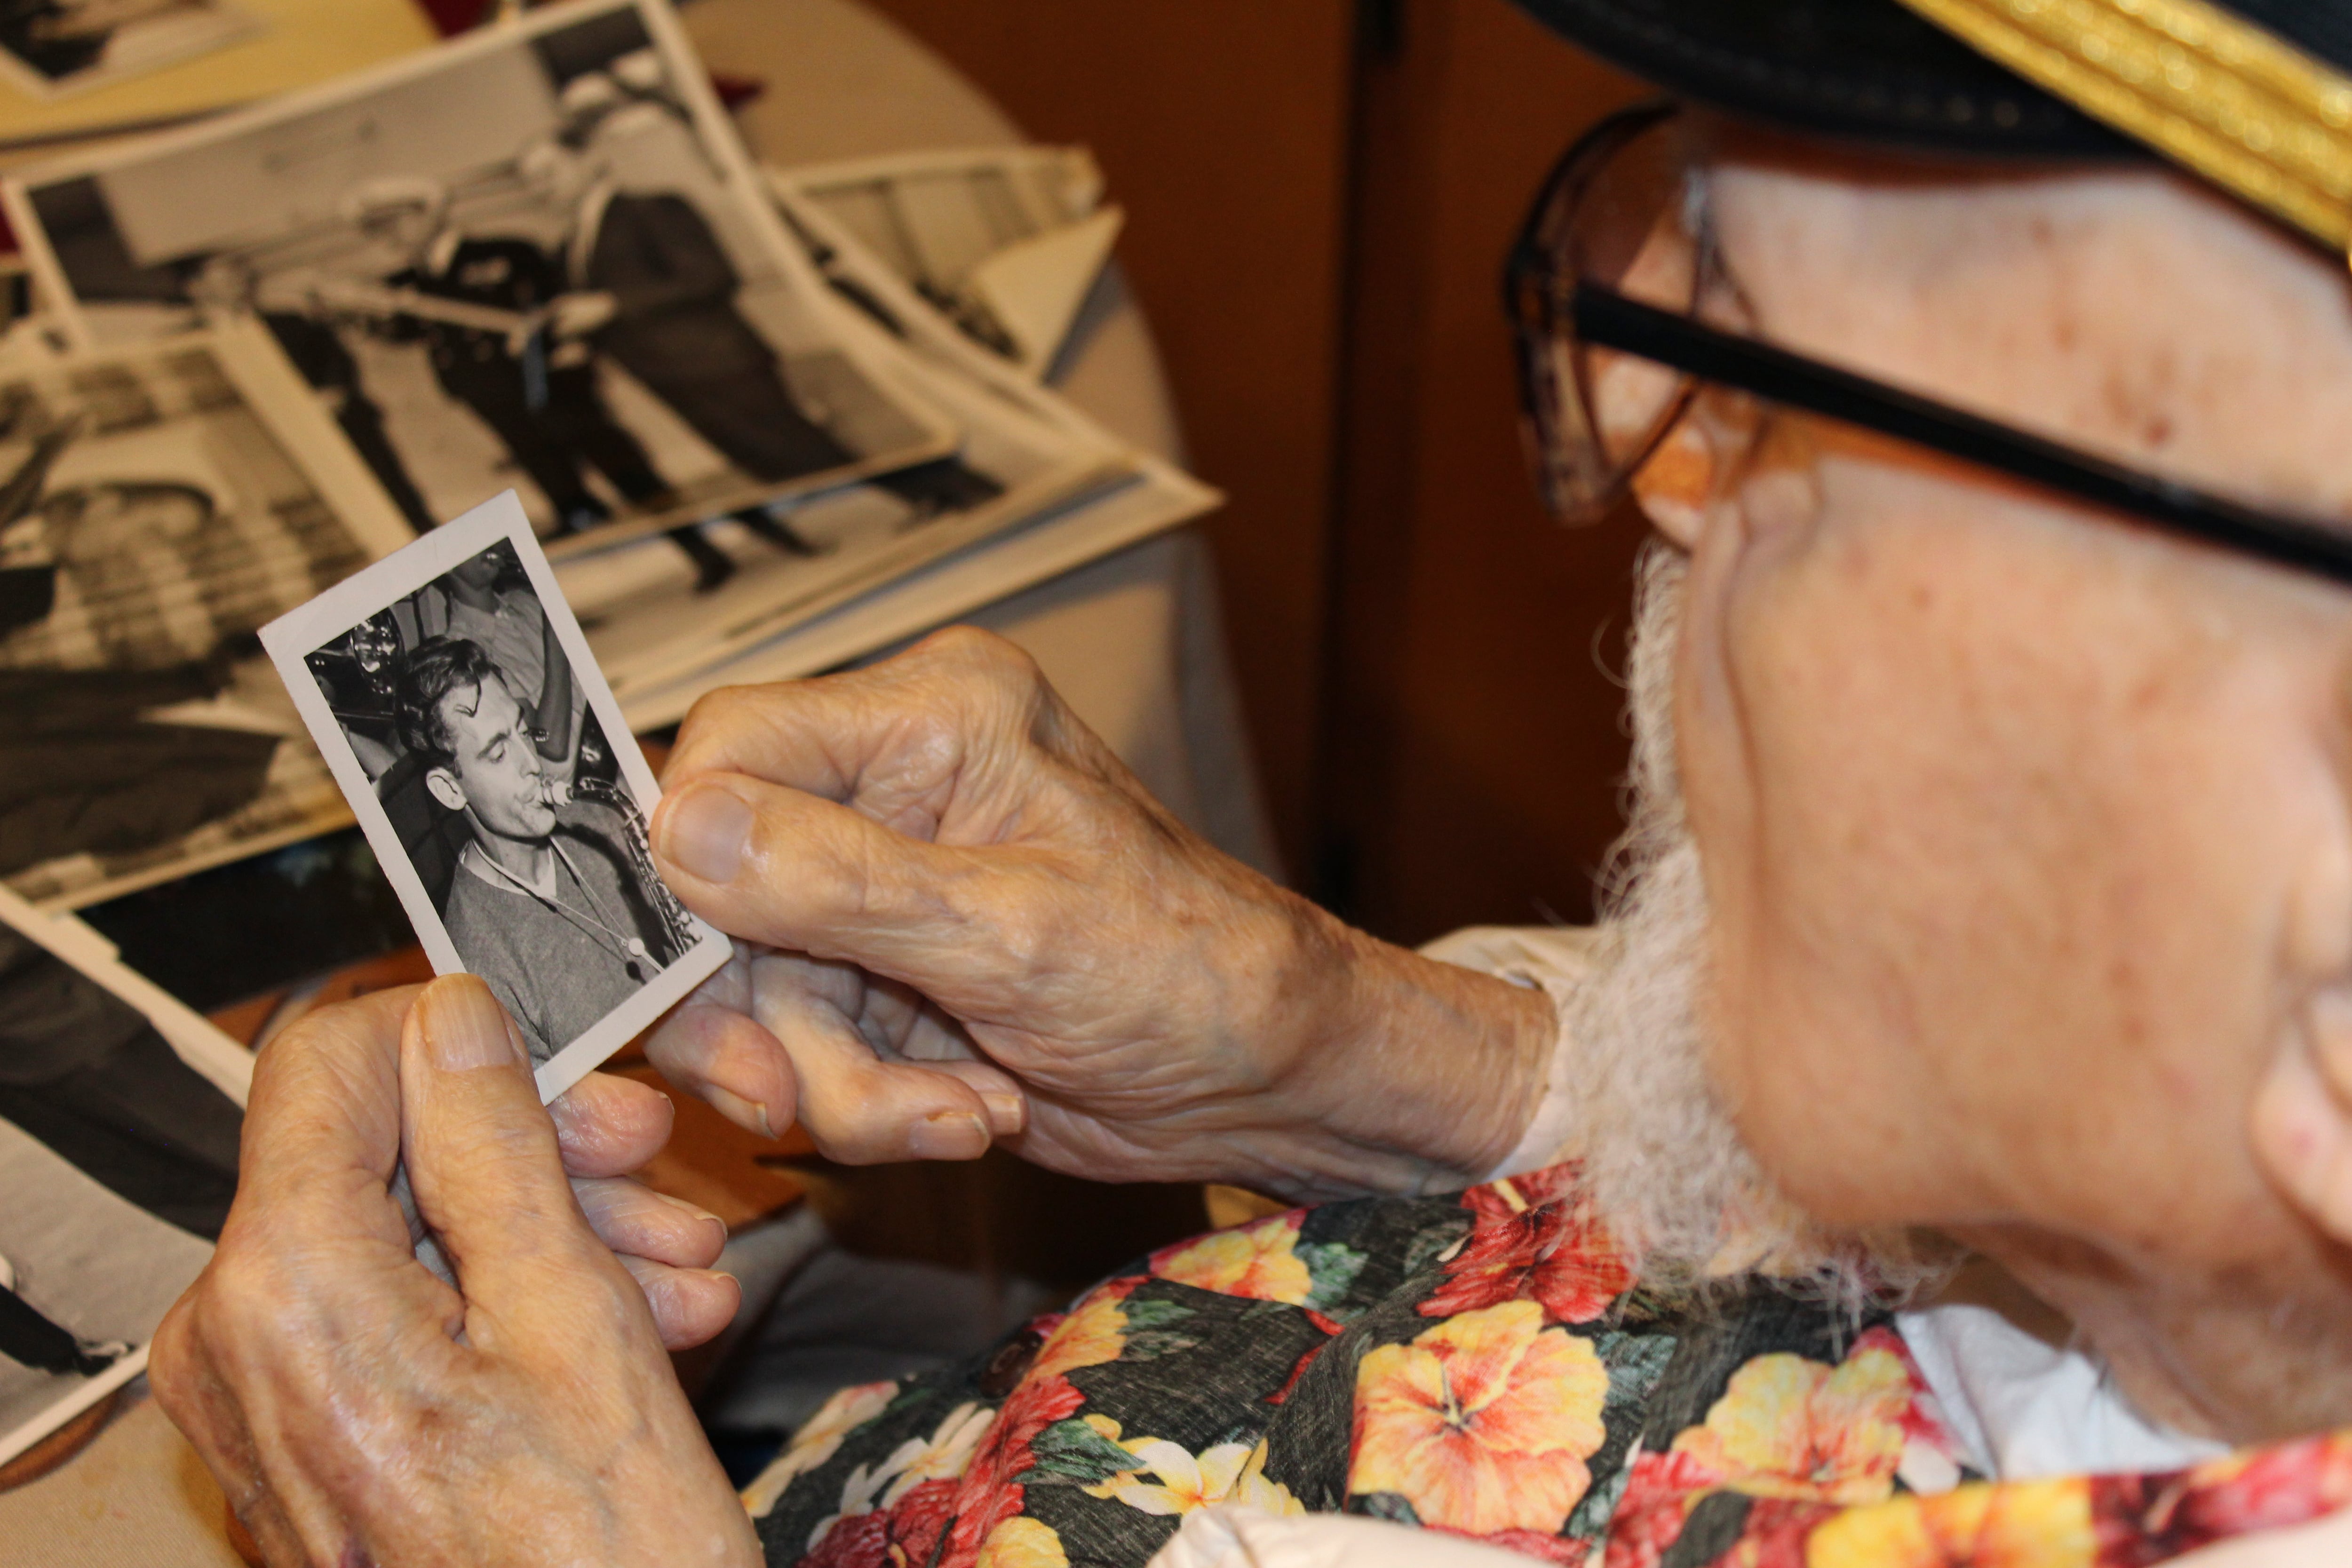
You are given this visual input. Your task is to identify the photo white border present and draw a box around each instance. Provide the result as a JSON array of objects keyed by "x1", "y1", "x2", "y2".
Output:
[
  {"x1": 0, "y1": 881, "x2": 251, "y2": 1468},
  {"x1": 0, "y1": 1343, "x2": 149, "y2": 1472},
  {"x1": 259, "y1": 489, "x2": 731, "y2": 1102}
]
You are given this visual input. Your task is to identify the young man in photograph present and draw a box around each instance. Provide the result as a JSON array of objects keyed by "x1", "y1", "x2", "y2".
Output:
[
  {"x1": 393, "y1": 634, "x2": 667, "y2": 1063},
  {"x1": 413, "y1": 544, "x2": 583, "y2": 787},
  {"x1": 523, "y1": 81, "x2": 857, "y2": 492}
]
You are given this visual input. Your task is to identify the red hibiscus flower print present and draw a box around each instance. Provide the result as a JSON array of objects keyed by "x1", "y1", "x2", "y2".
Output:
[
  {"x1": 938, "y1": 1373, "x2": 1087, "y2": 1568},
  {"x1": 1423, "y1": 1170, "x2": 1635, "y2": 1326}
]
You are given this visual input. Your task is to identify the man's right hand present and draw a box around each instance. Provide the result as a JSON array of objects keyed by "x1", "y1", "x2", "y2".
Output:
[
  {"x1": 153, "y1": 977, "x2": 757, "y2": 1567},
  {"x1": 645, "y1": 628, "x2": 1554, "y2": 1201}
]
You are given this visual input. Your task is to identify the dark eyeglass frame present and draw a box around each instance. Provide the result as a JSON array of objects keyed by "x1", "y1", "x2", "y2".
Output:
[{"x1": 1505, "y1": 103, "x2": 2352, "y2": 591}]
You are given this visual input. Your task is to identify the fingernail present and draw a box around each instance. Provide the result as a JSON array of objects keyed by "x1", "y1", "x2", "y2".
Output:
[
  {"x1": 662, "y1": 785, "x2": 754, "y2": 883},
  {"x1": 421, "y1": 977, "x2": 521, "y2": 1072},
  {"x1": 982, "y1": 1091, "x2": 1026, "y2": 1135},
  {"x1": 910, "y1": 1111, "x2": 989, "y2": 1161},
  {"x1": 706, "y1": 1086, "x2": 774, "y2": 1140},
  {"x1": 658, "y1": 1191, "x2": 731, "y2": 1248}
]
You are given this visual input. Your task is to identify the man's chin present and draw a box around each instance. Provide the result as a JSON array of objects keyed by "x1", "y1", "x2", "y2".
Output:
[{"x1": 486, "y1": 806, "x2": 556, "y2": 841}]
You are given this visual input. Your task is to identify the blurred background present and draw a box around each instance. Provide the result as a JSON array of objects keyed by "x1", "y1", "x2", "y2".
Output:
[{"x1": 837, "y1": 0, "x2": 1653, "y2": 947}]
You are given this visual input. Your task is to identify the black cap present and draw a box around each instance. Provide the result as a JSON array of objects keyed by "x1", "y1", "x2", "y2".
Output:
[{"x1": 1512, "y1": 0, "x2": 2352, "y2": 159}]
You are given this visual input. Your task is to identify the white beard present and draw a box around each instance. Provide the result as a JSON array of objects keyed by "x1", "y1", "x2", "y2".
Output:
[{"x1": 1567, "y1": 541, "x2": 1946, "y2": 1306}]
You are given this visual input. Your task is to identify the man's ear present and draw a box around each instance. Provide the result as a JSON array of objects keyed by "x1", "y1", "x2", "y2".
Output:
[
  {"x1": 2249, "y1": 799, "x2": 2352, "y2": 1248},
  {"x1": 2250, "y1": 1028, "x2": 2352, "y2": 1248},
  {"x1": 424, "y1": 766, "x2": 467, "y2": 815}
]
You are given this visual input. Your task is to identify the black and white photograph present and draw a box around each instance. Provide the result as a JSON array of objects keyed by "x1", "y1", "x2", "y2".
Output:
[
  {"x1": 0, "y1": 0, "x2": 258, "y2": 101},
  {"x1": 0, "y1": 883, "x2": 249, "y2": 1469},
  {"x1": 260, "y1": 489, "x2": 728, "y2": 1099},
  {"x1": 3, "y1": 0, "x2": 958, "y2": 581},
  {"x1": 774, "y1": 145, "x2": 1121, "y2": 380},
  {"x1": 0, "y1": 321, "x2": 413, "y2": 912}
]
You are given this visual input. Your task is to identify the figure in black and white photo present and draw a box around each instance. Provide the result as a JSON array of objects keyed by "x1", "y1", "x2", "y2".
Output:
[
  {"x1": 526, "y1": 82, "x2": 856, "y2": 498},
  {"x1": 13, "y1": 0, "x2": 952, "y2": 574},
  {"x1": 191, "y1": 254, "x2": 437, "y2": 538},
  {"x1": 393, "y1": 634, "x2": 683, "y2": 1063},
  {"x1": 0, "y1": 342, "x2": 393, "y2": 904},
  {"x1": 302, "y1": 538, "x2": 692, "y2": 1064},
  {"x1": 518, "y1": 76, "x2": 838, "y2": 576}
]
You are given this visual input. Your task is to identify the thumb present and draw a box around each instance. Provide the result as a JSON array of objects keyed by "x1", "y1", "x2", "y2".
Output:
[
  {"x1": 400, "y1": 976, "x2": 612, "y2": 1316},
  {"x1": 651, "y1": 773, "x2": 1015, "y2": 982}
]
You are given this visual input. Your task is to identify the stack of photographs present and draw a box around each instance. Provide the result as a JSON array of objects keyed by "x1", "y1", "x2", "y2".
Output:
[
  {"x1": 6, "y1": 0, "x2": 961, "y2": 544},
  {"x1": 0, "y1": 883, "x2": 251, "y2": 1470},
  {"x1": 0, "y1": 0, "x2": 1218, "y2": 917},
  {"x1": 0, "y1": 321, "x2": 415, "y2": 908},
  {"x1": 774, "y1": 145, "x2": 1121, "y2": 381}
]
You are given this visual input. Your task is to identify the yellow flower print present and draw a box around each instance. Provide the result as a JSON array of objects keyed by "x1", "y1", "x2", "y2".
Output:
[
  {"x1": 1672, "y1": 1344, "x2": 1915, "y2": 1507},
  {"x1": 974, "y1": 1516, "x2": 1068, "y2": 1568},
  {"x1": 1031, "y1": 1288, "x2": 1132, "y2": 1380},
  {"x1": 1804, "y1": 1477, "x2": 2095, "y2": 1568},
  {"x1": 874, "y1": 1402, "x2": 996, "y2": 1508},
  {"x1": 1085, "y1": 1436, "x2": 1304, "y2": 1518},
  {"x1": 1152, "y1": 1212, "x2": 1314, "y2": 1304},
  {"x1": 740, "y1": 1379, "x2": 893, "y2": 1518},
  {"x1": 1231, "y1": 1439, "x2": 1307, "y2": 1515},
  {"x1": 1350, "y1": 1299, "x2": 1611, "y2": 1536}
]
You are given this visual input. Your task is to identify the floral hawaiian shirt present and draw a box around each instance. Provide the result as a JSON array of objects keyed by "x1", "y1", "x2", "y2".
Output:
[{"x1": 741, "y1": 1162, "x2": 2352, "y2": 1568}]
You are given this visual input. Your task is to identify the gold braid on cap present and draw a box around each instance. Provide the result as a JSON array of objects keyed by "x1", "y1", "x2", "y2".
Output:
[{"x1": 1893, "y1": 0, "x2": 2352, "y2": 252}]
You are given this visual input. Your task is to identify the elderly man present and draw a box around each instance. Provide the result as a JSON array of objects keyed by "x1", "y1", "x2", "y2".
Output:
[{"x1": 148, "y1": 0, "x2": 2352, "y2": 1563}]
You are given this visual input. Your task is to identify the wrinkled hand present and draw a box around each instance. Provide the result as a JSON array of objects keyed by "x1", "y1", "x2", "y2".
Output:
[
  {"x1": 153, "y1": 976, "x2": 756, "y2": 1567},
  {"x1": 644, "y1": 628, "x2": 1551, "y2": 1200}
]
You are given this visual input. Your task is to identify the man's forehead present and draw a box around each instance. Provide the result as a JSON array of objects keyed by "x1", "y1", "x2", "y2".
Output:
[{"x1": 440, "y1": 674, "x2": 520, "y2": 740}]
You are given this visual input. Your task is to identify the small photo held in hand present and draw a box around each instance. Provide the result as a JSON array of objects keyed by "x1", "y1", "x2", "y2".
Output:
[{"x1": 259, "y1": 490, "x2": 728, "y2": 1100}]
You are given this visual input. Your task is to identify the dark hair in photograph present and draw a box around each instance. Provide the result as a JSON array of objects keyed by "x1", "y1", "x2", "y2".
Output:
[{"x1": 393, "y1": 635, "x2": 501, "y2": 768}]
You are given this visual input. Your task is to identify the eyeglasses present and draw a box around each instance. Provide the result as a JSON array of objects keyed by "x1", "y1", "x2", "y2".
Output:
[{"x1": 1504, "y1": 102, "x2": 2352, "y2": 589}]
